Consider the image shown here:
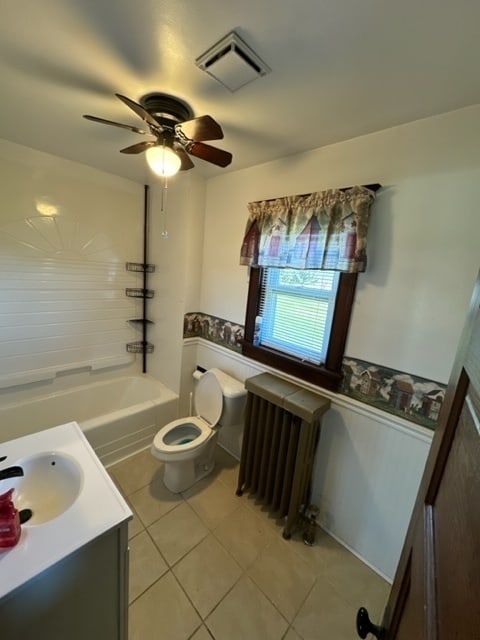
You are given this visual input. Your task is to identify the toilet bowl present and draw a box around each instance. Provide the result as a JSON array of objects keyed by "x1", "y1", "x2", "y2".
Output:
[{"x1": 151, "y1": 368, "x2": 246, "y2": 493}]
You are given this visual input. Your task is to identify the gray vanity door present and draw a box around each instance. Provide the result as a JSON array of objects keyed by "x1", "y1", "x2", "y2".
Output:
[{"x1": 0, "y1": 523, "x2": 129, "y2": 640}]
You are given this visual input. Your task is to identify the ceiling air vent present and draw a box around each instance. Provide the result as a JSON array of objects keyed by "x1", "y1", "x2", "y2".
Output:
[{"x1": 195, "y1": 31, "x2": 271, "y2": 92}]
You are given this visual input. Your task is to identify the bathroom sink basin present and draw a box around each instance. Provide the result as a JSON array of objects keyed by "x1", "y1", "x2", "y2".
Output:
[
  {"x1": 0, "y1": 421, "x2": 132, "y2": 602},
  {"x1": 9, "y1": 452, "x2": 83, "y2": 525}
]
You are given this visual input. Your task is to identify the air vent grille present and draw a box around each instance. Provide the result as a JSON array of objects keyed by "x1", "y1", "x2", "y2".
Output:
[{"x1": 195, "y1": 31, "x2": 270, "y2": 92}]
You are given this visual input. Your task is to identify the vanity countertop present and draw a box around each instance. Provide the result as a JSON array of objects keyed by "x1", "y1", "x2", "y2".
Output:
[{"x1": 0, "y1": 421, "x2": 132, "y2": 600}]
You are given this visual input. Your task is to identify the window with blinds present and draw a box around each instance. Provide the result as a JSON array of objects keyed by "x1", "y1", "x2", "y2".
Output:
[{"x1": 257, "y1": 268, "x2": 340, "y2": 365}]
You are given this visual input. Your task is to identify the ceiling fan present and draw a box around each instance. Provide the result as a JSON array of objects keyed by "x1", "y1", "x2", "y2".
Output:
[{"x1": 83, "y1": 93, "x2": 232, "y2": 174}]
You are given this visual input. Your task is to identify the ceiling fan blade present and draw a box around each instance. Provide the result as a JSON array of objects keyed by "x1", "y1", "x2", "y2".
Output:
[
  {"x1": 175, "y1": 148, "x2": 195, "y2": 171},
  {"x1": 115, "y1": 93, "x2": 161, "y2": 129},
  {"x1": 187, "y1": 142, "x2": 232, "y2": 167},
  {"x1": 83, "y1": 114, "x2": 148, "y2": 135},
  {"x1": 178, "y1": 115, "x2": 224, "y2": 142},
  {"x1": 120, "y1": 141, "x2": 156, "y2": 154}
]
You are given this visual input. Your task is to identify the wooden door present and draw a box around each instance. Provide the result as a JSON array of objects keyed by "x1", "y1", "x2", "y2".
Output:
[{"x1": 357, "y1": 272, "x2": 480, "y2": 640}]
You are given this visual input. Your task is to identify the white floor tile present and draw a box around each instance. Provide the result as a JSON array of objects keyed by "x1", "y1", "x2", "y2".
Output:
[
  {"x1": 173, "y1": 534, "x2": 242, "y2": 618},
  {"x1": 115, "y1": 446, "x2": 391, "y2": 638}
]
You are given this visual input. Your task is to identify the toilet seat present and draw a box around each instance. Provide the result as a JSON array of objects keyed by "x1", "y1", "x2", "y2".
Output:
[
  {"x1": 152, "y1": 372, "x2": 224, "y2": 462},
  {"x1": 153, "y1": 416, "x2": 212, "y2": 456}
]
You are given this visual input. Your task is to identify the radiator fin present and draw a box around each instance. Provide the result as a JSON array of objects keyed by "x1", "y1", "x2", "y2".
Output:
[{"x1": 236, "y1": 373, "x2": 331, "y2": 539}]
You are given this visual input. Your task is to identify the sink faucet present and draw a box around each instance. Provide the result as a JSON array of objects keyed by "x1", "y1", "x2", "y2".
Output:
[{"x1": 0, "y1": 466, "x2": 24, "y2": 481}]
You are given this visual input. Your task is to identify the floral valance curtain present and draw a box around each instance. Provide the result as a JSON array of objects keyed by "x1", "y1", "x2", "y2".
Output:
[{"x1": 239, "y1": 185, "x2": 376, "y2": 272}]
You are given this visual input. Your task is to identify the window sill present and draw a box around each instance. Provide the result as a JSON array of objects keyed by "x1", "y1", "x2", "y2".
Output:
[{"x1": 241, "y1": 342, "x2": 343, "y2": 392}]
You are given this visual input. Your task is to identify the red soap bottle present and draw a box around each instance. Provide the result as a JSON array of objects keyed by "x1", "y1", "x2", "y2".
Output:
[{"x1": 0, "y1": 488, "x2": 21, "y2": 549}]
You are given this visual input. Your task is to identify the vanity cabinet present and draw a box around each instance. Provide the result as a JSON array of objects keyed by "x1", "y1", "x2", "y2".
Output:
[{"x1": 0, "y1": 521, "x2": 129, "y2": 639}]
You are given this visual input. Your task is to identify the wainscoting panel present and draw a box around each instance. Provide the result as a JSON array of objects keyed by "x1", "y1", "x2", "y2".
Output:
[
  {"x1": 312, "y1": 402, "x2": 430, "y2": 580},
  {"x1": 182, "y1": 337, "x2": 432, "y2": 581}
]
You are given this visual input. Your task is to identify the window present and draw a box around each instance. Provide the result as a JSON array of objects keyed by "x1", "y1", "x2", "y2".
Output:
[
  {"x1": 242, "y1": 267, "x2": 358, "y2": 390},
  {"x1": 258, "y1": 268, "x2": 339, "y2": 364}
]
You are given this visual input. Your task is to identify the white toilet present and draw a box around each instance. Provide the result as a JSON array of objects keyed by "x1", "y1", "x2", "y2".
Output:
[{"x1": 151, "y1": 368, "x2": 246, "y2": 493}]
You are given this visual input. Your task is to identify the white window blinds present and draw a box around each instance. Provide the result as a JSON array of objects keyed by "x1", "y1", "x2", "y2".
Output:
[{"x1": 257, "y1": 268, "x2": 339, "y2": 364}]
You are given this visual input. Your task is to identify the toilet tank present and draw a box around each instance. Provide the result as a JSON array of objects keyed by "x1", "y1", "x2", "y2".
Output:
[{"x1": 208, "y1": 368, "x2": 246, "y2": 427}]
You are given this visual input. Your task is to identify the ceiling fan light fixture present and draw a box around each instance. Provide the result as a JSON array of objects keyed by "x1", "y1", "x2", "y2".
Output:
[
  {"x1": 146, "y1": 144, "x2": 181, "y2": 177},
  {"x1": 84, "y1": 92, "x2": 232, "y2": 172}
]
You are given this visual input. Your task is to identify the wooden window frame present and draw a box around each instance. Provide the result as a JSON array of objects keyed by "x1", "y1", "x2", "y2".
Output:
[{"x1": 242, "y1": 266, "x2": 358, "y2": 391}]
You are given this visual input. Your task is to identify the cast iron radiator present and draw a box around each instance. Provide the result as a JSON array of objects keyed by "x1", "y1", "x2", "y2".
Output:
[{"x1": 236, "y1": 373, "x2": 330, "y2": 539}]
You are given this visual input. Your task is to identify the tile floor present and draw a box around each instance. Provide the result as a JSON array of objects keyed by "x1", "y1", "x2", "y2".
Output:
[{"x1": 109, "y1": 446, "x2": 390, "y2": 640}]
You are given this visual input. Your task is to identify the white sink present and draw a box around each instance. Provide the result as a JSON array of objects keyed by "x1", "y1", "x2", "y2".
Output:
[
  {"x1": 0, "y1": 421, "x2": 132, "y2": 601},
  {"x1": 9, "y1": 452, "x2": 83, "y2": 524}
]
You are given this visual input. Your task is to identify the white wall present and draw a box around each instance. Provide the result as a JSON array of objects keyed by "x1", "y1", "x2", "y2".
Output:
[
  {"x1": 201, "y1": 105, "x2": 480, "y2": 382},
  {"x1": 147, "y1": 172, "x2": 206, "y2": 394},
  {"x1": 188, "y1": 105, "x2": 480, "y2": 579}
]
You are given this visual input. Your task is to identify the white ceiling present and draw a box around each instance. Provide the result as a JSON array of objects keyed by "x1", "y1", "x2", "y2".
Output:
[{"x1": 1, "y1": 0, "x2": 479, "y2": 183}]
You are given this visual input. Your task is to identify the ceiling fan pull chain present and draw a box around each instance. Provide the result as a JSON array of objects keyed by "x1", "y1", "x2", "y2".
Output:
[{"x1": 160, "y1": 175, "x2": 169, "y2": 239}]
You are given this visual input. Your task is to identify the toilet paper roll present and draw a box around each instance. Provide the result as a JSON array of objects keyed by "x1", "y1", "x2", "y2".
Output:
[{"x1": 192, "y1": 369, "x2": 204, "y2": 381}]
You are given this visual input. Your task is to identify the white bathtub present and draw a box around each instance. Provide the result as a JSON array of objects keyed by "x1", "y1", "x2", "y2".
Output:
[{"x1": 0, "y1": 375, "x2": 179, "y2": 466}]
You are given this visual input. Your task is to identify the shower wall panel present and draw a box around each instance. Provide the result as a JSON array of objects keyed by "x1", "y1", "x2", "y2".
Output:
[{"x1": 0, "y1": 139, "x2": 143, "y2": 390}]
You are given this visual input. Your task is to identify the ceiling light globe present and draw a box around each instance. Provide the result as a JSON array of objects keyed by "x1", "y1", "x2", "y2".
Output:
[{"x1": 146, "y1": 145, "x2": 181, "y2": 177}]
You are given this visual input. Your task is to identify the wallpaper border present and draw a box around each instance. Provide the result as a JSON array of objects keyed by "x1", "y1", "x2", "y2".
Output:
[{"x1": 183, "y1": 312, "x2": 445, "y2": 431}]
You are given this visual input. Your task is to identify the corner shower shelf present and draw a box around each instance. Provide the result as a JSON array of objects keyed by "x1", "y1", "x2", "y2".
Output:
[
  {"x1": 127, "y1": 319, "x2": 154, "y2": 327},
  {"x1": 126, "y1": 185, "x2": 155, "y2": 368},
  {"x1": 125, "y1": 262, "x2": 156, "y2": 273},
  {"x1": 126, "y1": 341, "x2": 154, "y2": 354},
  {"x1": 125, "y1": 288, "x2": 154, "y2": 299}
]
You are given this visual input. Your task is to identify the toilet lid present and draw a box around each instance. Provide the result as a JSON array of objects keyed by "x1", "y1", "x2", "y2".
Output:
[{"x1": 195, "y1": 371, "x2": 223, "y2": 427}]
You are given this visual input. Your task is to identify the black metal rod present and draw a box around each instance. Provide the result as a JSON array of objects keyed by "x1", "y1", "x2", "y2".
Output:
[
  {"x1": 142, "y1": 184, "x2": 149, "y2": 373},
  {"x1": 258, "y1": 183, "x2": 382, "y2": 204}
]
